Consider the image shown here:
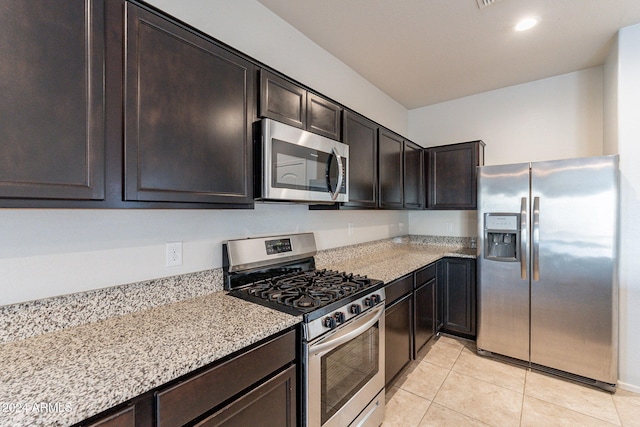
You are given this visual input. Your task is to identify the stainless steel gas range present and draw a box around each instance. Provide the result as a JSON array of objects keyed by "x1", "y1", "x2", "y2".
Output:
[{"x1": 223, "y1": 233, "x2": 386, "y2": 427}]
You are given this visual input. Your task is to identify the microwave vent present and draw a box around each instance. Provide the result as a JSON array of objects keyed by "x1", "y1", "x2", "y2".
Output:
[{"x1": 476, "y1": 0, "x2": 502, "y2": 9}]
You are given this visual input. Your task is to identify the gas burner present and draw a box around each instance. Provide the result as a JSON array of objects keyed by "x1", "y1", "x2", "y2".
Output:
[{"x1": 234, "y1": 269, "x2": 378, "y2": 314}]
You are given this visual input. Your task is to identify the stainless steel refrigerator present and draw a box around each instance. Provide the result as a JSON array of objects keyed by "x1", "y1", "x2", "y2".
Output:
[{"x1": 476, "y1": 155, "x2": 619, "y2": 390}]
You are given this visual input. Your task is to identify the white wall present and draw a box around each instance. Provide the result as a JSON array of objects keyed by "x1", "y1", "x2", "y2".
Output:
[
  {"x1": 408, "y1": 211, "x2": 477, "y2": 237},
  {"x1": 605, "y1": 23, "x2": 640, "y2": 393},
  {"x1": 0, "y1": 0, "x2": 410, "y2": 306},
  {"x1": 0, "y1": 206, "x2": 408, "y2": 306},
  {"x1": 408, "y1": 67, "x2": 604, "y2": 165},
  {"x1": 407, "y1": 67, "x2": 605, "y2": 238}
]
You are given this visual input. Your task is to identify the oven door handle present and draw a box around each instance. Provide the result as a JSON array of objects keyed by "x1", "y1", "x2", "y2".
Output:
[{"x1": 310, "y1": 304, "x2": 384, "y2": 356}]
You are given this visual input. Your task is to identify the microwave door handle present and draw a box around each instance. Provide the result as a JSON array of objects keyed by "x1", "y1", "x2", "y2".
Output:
[{"x1": 329, "y1": 147, "x2": 344, "y2": 201}]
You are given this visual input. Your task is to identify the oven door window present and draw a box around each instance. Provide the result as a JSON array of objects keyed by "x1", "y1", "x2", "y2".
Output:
[
  {"x1": 320, "y1": 324, "x2": 379, "y2": 424},
  {"x1": 271, "y1": 138, "x2": 346, "y2": 194}
]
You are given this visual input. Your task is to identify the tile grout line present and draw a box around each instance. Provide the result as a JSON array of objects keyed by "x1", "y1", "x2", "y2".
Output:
[
  {"x1": 524, "y1": 369, "x2": 623, "y2": 426},
  {"x1": 519, "y1": 368, "x2": 530, "y2": 426},
  {"x1": 421, "y1": 339, "x2": 497, "y2": 427},
  {"x1": 611, "y1": 390, "x2": 625, "y2": 426}
]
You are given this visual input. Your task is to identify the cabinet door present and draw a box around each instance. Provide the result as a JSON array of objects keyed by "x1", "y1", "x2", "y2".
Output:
[
  {"x1": 436, "y1": 261, "x2": 445, "y2": 333},
  {"x1": 195, "y1": 365, "x2": 296, "y2": 427},
  {"x1": 441, "y1": 258, "x2": 476, "y2": 338},
  {"x1": 403, "y1": 140, "x2": 424, "y2": 209},
  {"x1": 307, "y1": 93, "x2": 341, "y2": 140},
  {"x1": 0, "y1": 0, "x2": 105, "y2": 201},
  {"x1": 414, "y1": 280, "x2": 435, "y2": 356},
  {"x1": 378, "y1": 129, "x2": 403, "y2": 209},
  {"x1": 385, "y1": 295, "x2": 413, "y2": 387},
  {"x1": 428, "y1": 141, "x2": 484, "y2": 209},
  {"x1": 124, "y1": 4, "x2": 253, "y2": 204},
  {"x1": 343, "y1": 111, "x2": 377, "y2": 208},
  {"x1": 259, "y1": 69, "x2": 306, "y2": 129}
]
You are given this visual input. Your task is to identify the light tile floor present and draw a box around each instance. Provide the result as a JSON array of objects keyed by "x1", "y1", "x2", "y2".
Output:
[{"x1": 382, "y1": 335, "x2": 640, "y2": 427}]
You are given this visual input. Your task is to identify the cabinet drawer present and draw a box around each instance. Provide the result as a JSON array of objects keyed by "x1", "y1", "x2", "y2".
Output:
[
  {"x1": 156, "y1": 330, "x2": 296, "y2": 427},
  {"x1": 86, "y1": 406, "x2": 135, "y2": 427},
  {"x1": 385, "y1": 274, "x2": 413, "y2": 305},
  {"x1": 415, "y1": 263, "x2": 436, "y2": 286},
  {"x1": 194, "y1": 364, "x2": 296, "y2": 427}
]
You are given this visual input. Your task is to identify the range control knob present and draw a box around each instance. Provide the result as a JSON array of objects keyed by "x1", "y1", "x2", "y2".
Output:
[
  {"x1": 371, "y1": 294, "x2": 382, "y2": 305},
  {"x1": 364, "y1": 297, "x2": 372, "y2": 307},
  {"x1": 323, "y1": 316, "x2": 336, "y2": 329},
  {"x1": 334, "y1": 312, "x2": 346, "y2": 324},
  {"x1": 350, "y1": 304, "x2": 362, "y2": 315}
]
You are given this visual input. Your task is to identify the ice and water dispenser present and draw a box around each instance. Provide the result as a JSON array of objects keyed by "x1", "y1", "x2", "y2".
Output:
[{"x1": 484, "y1": 213, "x2": 520, "y2": 261}]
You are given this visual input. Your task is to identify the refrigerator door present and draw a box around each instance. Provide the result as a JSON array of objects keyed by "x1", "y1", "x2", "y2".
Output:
[
  {"x1": 477, "y1": 162, "x2": 531, "y2": 362},
  {"x1": 530, "y1": 155, "x2": 618, "y2": 385}
]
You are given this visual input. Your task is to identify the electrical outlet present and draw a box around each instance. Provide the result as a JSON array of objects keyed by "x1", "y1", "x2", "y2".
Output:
[
  {"x1": 166, "y1": 242, "x2": 183, "y2": 267},
  {"x1": 348, "y1": 222, "x2": 354, "y2": 235},
  {"x1": 445, "y1": 222, "x2": 453, "y2": 233}
]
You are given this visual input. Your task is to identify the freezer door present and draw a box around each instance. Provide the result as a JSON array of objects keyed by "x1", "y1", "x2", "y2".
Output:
[
  {"x1": 477, "y1": 162, "x2": 531, "y2": 362},
  {"x1": 530, "y1": 155, "x2": 618, "y2": 385}
]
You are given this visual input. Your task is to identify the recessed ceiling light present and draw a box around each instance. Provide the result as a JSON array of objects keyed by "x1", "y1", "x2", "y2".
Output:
[{"x1": 514, "y1": 17, "x2": 539, "y2": 32}]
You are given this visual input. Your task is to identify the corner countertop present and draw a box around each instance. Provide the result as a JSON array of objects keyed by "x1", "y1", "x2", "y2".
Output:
[
  {"x1": 315, "y1": 237, "x2": 476, "y2": 284},
  {"x1": 0, "y1": 235, "x2": 475, "y2": 427},
  {"x1": 0, "y1": 292, "x2": 301, "y2": 427}
]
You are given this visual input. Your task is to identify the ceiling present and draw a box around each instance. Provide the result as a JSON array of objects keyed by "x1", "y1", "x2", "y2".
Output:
[{"x1": 257, "y1": 0, "x2": 640, "y2": 109}]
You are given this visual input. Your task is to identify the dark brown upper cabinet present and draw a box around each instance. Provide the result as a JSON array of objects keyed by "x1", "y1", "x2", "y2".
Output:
[
  {"x1": 0, "y1": 0, "x2": 105, "y2": 201},
  {"x1": 307, "y1": 92, "x2": 342, "y2": 141},
  {"x1": 378, "y1": 129, "x2": 404, "y2": 209},
  {"x1": 259, "y1": 69, "x2": 306, "y2": 129},
  {"x1": 259, "y1": 69, "x2": 342, "y2": 141},
  {"x1": 427, "y1": 140, "x2": 485, "y2": 209},
  {"x1": 403, "y1": 140, "x2": 424, "y2": 209},
  {"x1": 124, "y1": 3, "x2": 254, "y2": 204},
  {"x1": 342, "y1": 110, "x2": 378, "y2": 208}
]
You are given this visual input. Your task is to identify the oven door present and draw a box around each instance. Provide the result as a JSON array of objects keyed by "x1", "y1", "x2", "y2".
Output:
[
  {"x1": 261, "y1": 118, "x2": 348, "y2": 203},
  {"x1": 305, "y1": 304, "x2": 385, "y2": 427}
]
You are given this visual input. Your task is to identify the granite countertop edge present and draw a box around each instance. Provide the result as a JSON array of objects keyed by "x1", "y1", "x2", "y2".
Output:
[
  {"x1": 0, "y1": 237, "x2": 476, "y2": 427},
  {"x1": 0, "y1": 293, "x2": 302, "y2": 427}
]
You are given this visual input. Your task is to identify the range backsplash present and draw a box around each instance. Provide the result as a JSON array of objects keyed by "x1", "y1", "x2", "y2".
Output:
[{"x1": 0, "y1": 235, "x2": 473, "y2": 344}]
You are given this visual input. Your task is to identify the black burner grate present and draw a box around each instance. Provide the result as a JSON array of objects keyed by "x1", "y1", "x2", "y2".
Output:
[{"x1": 242, "y1": 269, "x2": 374, "y2": 310}]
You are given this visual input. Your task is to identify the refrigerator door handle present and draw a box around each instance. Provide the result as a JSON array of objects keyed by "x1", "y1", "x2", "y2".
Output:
[
  {"x1": 520, "y1": 197, "x2": 528, "y2": 280},
  {"x1": 532, "y1": 196, "x2": 540, "y2": 281}
]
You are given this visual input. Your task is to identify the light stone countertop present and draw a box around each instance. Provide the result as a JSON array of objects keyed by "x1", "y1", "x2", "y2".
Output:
[
  {"x1": 0, "y1": 235, "x2": 475, "y2": 427},
  {"x1": 0, "y1": 292, "x2": 301, "y2": 427},
  {"x1": 315, "y1": 237, "x2": 476, "y2": 283}
]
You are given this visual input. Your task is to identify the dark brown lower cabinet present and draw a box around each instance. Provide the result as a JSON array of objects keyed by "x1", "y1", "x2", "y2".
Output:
[
  {"x1": 385, "y1": 294, "x2": 413, "y2": 387},
  {"x1": 414, "y1": 264, "x2": 436, "y2": 356},
  {"x1": 438, "y1": 258, "x2": 477, "y2": 338},
  {"x1": 156, "y1": 330, "x2": 296, "y2": 427},
  {"x1": 414, "y1": 279, "x2": 435, "y2": 356},
  {"x1": 195, "y1": 365, "x2": 296, "y2": 427}
]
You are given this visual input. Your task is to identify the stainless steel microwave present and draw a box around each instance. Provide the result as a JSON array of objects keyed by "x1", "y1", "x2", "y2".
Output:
[{"x1": 257, "y1": 118, "x2": 349, "y2": 203}]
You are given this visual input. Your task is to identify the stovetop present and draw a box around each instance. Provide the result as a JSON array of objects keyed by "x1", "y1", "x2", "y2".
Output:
[
  {"x1": 223, "y1": 233, "x2": 385, "y2": 323},
  {"x1": 228, "y1": 268, "x2": 384, "y2": 321}
]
